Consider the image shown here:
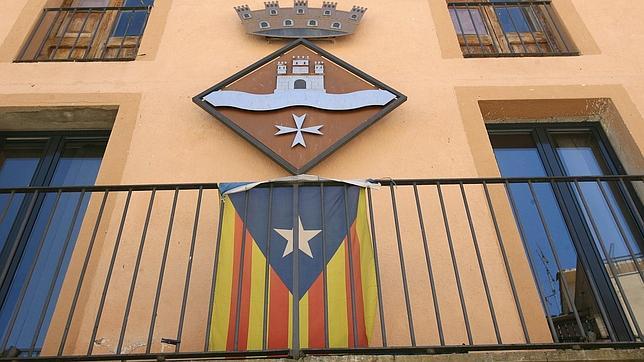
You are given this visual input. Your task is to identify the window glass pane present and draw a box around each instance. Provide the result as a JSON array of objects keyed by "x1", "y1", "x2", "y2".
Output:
[
  {"x1": 552, "y1": 132, "x2": 644, "y2": 334},
  {"x1": 0, "y1": 141, "x2": 46, "y2": 255},
  {"x1": 491, "y1": 132, "x2": 610, "y2": 342},
  {"x1": 112, "y1": 0, "x2": 153, "y2": 37},
  {"x1": 494, "y1": 6, "x2": 534, "y2": 33},
  {"x1": 449, "y1": 8, "x2": 488, "y2": 35},
  {"x1": 71, "y1": 0, "x2": 110, "y2": 7}
]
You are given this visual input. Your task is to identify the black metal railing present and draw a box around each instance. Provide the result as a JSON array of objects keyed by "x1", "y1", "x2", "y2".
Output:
[
  {"x1": 15, "y1": 6, "x2": 152, "y2": 62},
  {"x1": 0, "y1": 176, "x2": 642, "y2": 360},
  {"x1": 447, "y1": 1, "x2": 578, "y2": 57}
]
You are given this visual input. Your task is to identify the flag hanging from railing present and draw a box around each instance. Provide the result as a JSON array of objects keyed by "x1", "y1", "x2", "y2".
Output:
[{"x1": 209, "y1": 182, "x2": 378, "y2": 351}]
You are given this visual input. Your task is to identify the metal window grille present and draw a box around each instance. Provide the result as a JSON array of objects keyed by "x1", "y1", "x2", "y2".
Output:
[
  {"x1": 447, "y1": 1, "x2": 579, "y2": 57},
  {"x1": 15, "y1": 5, "x2": 152, "y2": 62}
]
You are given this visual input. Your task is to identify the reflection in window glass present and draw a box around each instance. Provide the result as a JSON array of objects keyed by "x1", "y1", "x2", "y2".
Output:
[
  {"x1": 449, "y1": 8, "x2": 489, "y2": 35},
  {"x1": 494, "y1": 6, "x2": 535, "y2": 33},
  {"x1": 0, "y1": 136, "x2": 106, "y2": 355},
  {"x1": 491, "y1": 133, "x2": 610, "y2": 342},
  {"x1": 112, "y1": 0, "x2": 154, "y2": 37}
]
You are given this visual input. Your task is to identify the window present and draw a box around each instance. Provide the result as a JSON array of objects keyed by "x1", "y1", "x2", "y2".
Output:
[
  {"x1": 243, "y1": 13, "x2": 252, "y2": 19},
  {"x1": 489, "y1": 124, "x2": 642, "y2": 342},
  {"x1": 323, "y1": 10, "x2": 331, "y2": 16},
  {"x1": 283, "y1": 19, "x2": 294, "y2": 27},
  {"x1": 307, "y1": 19, "x2": 318, "y2": 27},
  {"x1": 447, "y1": 0, "x2": 577, "y2": 57},
  {"x1": 269, "y1": 9, "x2": 278, "y2": 16},
  {"x1": 0, "y1": 132, "x2": 108, "y2": 356},
  {"x1": 16, "y1": 0, "x2": 154, "y2": 61},
  {"x1": 297, "y1": 8, "x2": 305, "y2": 15},
  {"x1": 331, "y1": 22, "x2": 341, "y2": 29},
  {"x1": 350, "y1": 14, "x2": 358, "y2": 20},
  {"x1": 294, "y1": 79, "x2": 307, "y2": 89},
  {"x1": 259, "y1": 21, "x2": 270, "y2": 29}
]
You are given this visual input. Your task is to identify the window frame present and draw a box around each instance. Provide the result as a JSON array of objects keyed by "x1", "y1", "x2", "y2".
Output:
[
  {"x1": 0, "y1": 130, "x2": 110, "y2": 340},
  {"x1": 487, "y1": 122, "x2": 640, "y2": 342}
]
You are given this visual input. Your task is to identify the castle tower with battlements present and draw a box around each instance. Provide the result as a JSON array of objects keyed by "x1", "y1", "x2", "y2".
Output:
[{"x1": 275, "y1": 55, "x2": 325, "y2": 92}]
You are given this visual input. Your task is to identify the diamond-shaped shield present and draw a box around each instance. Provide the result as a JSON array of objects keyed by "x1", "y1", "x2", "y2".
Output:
[{"x1": 193, "y1": 39, "x2": 406, "y2": 174}]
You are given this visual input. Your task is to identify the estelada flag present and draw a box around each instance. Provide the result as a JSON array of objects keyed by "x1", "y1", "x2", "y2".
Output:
[{"x1": 209, "y1": 183, "x2": 378, "y2": 351}]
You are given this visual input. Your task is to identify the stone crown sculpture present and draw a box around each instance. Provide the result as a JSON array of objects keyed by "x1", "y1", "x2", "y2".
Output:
[{"x1": 235, "y1": 1, "x2": 366, "y2": 39}]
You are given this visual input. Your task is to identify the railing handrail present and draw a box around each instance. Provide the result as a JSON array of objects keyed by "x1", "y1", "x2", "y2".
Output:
[{"x1": 0, "y1": 175, "x2": 641, "y2": 193}]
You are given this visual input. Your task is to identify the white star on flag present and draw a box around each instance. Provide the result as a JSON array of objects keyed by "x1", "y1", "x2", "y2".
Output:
[
  {"x1": 275, "y1": 114, "x2": 323, "y2": 148},
  {"x1": 274, "y1": 217, "x2": 321, "y2": 258}
]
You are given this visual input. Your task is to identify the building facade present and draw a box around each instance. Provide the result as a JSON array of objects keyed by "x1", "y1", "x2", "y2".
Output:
[{"x1": 0, "y1": 0, "x2": 643, "y2": 360}]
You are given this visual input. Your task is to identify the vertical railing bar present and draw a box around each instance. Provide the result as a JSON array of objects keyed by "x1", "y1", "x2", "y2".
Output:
[
  {"x1": 527, "y1": 181, "x2": 588, "y2": 340},
  {"x1": 542, "y1": 3, "x2": 571, "y2": 52},
  {"x1": 482, "y1": 182, "x2": 530, "y2": 343},
  {"x1": 520, "y1": 4, "x2": 543, "y2": 54},
  {"x1": 233, "y1": 191, "x2": 250, "y2": 351},
  {"x1": 29, "y1": 190, "x2": 87, "y2": 356},
  {"x1": 291, "y1": 185, "x2": 300, "y2": 358},
  {"x1": 388, "y1": 184, "x2": 416, "y2": 346},
  {"x1": 0, "y1": 191, "x2": 16, "y2": 225},
  {"x1": 33, "y1": 10, "x2": 62, "y2": 61},
  {"x1": 344, "y1": 185, "x2": 361, "y2": 348},
  {"x1": 99, "y1": 8, "x2": 121, "y2": 60},
  {"x1": 49, "y1": 8, "x2": 78, "y2": 60},
  {"x1": 596, "y1": 180, "x2": 644, "y2": 284},
  {"x1": 503, "y1": 181, "x2": 559, "y2": 342},
  {"x1": 459, "y1": 183, "x2": 502, "y2": 344},
  {"x1": 412, "y1": 184, "x2": 445, "y2": 346},
  {"x1": 452, "y1": 6, "x2": 471, "y2": 55},
  {"x1": 618, "y1": 179, "x2": 644, "y2": 241},
  {"x1": 131, "y1": 6, "x2": 152, "y2": 60},
  {"x1": 87, "y1": 189, "x2": 133, "y2": 356},
  {"x1": 465, "y1": 4, "x2": 486, "y2": 54},
  {"x1": 175, "y1": 187, "x2": 203, "y2": 353},
  {"x1": 58, "y1": 190, "x2": 109, "y2": 356},
  {"x1": 115, "y1": 10, "x2": 135, "y2": 59},
  {"x1": 146, "y1": 188, "x2": 180, "y2": 353},
  {"x1": 66, "y1": 9, "x2": 92, "y2": 60},
  {"x1": 82, "y1": 7, "x2": 108, "y2": 60},
  {"x1": 204, "y1": 195, "x2": 225, "y2": 352},
  {"x1": 366, "y1": 188, "x2": 387, "y2": 347},
  {"x1": 436, "y1": 183, "x2": 473, "y2": 345},
  {"x1": 320, "y1": 185, "x2": 329, "y2": 349},
  {"x1": 261, "y1": 186, "x2": 273, "y2": 350},
  {"x1": 504, "y1": 5, "x2": 529, "y2": 54},
  {"x1": 480, "y1": 4, "x2": 502, "y2": 55},
  {"x1": 1, "y1": 191, "x2": 62, "y2": 352},
  {"x1": 529, "y1": 4, "x2": 556, "y2": 52},
  {"x1": 116, "y1": 189, "x2": 157, "y2": 354},
  {"x1": 0, "y1": 191, "x2": 40, "y2": 292},
  {"x1": 573, "y1": 180, "x2": 643, "y2": 339},
  {"x1": 17, "y1": 9, "x2": 47, "y2": 61}
]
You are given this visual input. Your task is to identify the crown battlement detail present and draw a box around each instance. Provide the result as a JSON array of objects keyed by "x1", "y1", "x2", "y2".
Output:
[
  {"x1": 235, "y1": 4, "x2": 253, "y2": 20},
  {"x1": 350, "y1": 6, "x2": 366, "y2": 21},
  {"x1": 234, "y1": 1, "x2": 366, "y2": 39}
]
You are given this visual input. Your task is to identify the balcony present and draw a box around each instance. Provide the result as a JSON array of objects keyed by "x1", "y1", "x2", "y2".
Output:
[
  {"x1": 447, "y1": 1, "x2": 578, "y2": 57},
  {"x1": 15, "y1": 5, "x2": 152, "y2": 62},
  {"x1": 0, "y1": 176, "x2": 642, "y2": 360}
]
